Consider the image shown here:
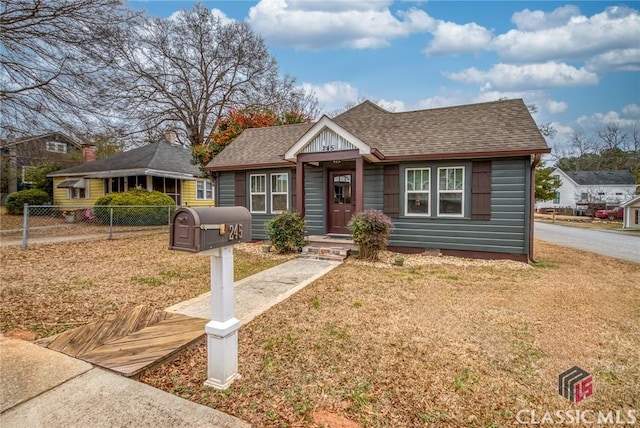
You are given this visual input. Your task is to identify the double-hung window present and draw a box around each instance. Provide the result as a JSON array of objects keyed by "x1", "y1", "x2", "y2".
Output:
[
  {"x1": 405, "y1": 168, "x2": 430, "y2": 216},
  {"x1": 250, "y1": 174, "x2": 267, "y2": 213},
  {"x1": 270, "y1": 173, "x2": 289, "y2": 213},
  {"x1": 438, "y1": 167, "x2": 464, "y2": 216},
  {"x1": 196, "y1": 179, "x2": 213, "y2": 200}
]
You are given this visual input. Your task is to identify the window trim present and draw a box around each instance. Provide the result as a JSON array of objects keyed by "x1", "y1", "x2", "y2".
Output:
[
  {"x1": 46, "y1": 141, "x2": 68, "y2": 153},
  {"x1": 196, "y1": 179, "x2": 214, "y2": 200},
  {"x1": 437, "y1": 166, "x2": 465, "y2": 217},
  {"x1": 270, "y1": 173, "x2": 289, "y2": 214},
  {"x1": 68, "y1": 187, "x2": 88, "y2": 200},
  {"x1": 249, "y1": 174, "x2": 267, "y2": 214},
  {"x1": 404, "y1": 167, "x2": 431, "y2": 217}
]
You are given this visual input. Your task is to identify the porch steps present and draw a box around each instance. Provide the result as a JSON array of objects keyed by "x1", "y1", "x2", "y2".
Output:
[
  {"x1": 299, "y1": 245, "x2": 351, "y2": 261},
  {"x1": 299, "y1": 235, "x2": 358, "y2": 262}
]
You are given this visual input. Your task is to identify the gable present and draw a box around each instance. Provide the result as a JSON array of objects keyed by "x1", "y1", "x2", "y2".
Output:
[{"x1": 283, "y1": 116, "x2": 378, "y2": 162}]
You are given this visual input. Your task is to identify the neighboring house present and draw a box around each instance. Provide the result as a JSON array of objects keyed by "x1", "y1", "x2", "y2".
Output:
[
  {"x1": 621, "y1": 195, "x2": 640, "y2": 230},
  {"x1": 205, "y1": 99, "x2": 550, "y2": 262},
  {"x1": 0, "y1": 133, "x2": 84, "y2": 203},
  {"x1": 536, "y1": 169, "x2": 637, "y2": 214},
  {"x1": 48, "y1": 132, "x2": 213, "y2": 208}
]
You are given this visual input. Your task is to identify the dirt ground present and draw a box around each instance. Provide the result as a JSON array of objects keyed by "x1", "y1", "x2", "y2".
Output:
[{"x1": 1, "y1": 235, "x2": 638, "y2": 427}]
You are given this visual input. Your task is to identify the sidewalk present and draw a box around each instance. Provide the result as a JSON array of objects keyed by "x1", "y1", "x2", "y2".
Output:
[{"x1": 0, "y1": 258, "x2": 342, "y2": 427}]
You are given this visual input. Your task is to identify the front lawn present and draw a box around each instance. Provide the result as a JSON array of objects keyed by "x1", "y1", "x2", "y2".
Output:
[{"x1": 142, "y1": 242, "x2": 639, "y2": 427}]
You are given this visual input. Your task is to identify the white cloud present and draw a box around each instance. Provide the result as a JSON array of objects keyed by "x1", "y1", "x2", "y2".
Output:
[
  {"x1": 167, "y1": 8, "x2": 234, "y2": 25},
  {"x1": 377, "y1": 99, "x2": 406, "y2": 112},
  {"x1": 247, "y1": 0, "x2": 433, "y2": 50},
  {"x1": 511, "y1": 5, "x2": 581, "y2": 31},
  {"x1": 585, "y1": 49, "x2": 640, "y2": 73},
  {"x1": 547, "y1": 100, "x2": 568, "y2": 114},
  {"x1": 622, "y1": 104, "x2": 640, "y2": 118},
  {"x1": 445, "y1": 62, "x2": 599, "y2": 91},
  {"x1": 492, "y1": 6, "x2": 640, "y2": 63},
  {"x1": 299, "y1": 81, "x2": 359, "y2": 111},
  {"x1": 423, "y1": 21, "x2": 493, "y2": 56},
  {"x1": 576, "y1": 110, "x2": 640, "y2": 129}
]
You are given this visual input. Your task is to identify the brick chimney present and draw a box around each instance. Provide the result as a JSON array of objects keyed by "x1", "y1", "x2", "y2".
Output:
[{"x1": 82, "y1": 143, "x2": 97, "y2": 163}]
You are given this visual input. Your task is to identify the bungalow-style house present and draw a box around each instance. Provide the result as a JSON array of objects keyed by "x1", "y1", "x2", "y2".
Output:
[
  {"x1": 205, "y1": 99, "x2": 550, "y2": 261},
  {"x1": 0, "y1": 133, "x2": 84, "y2": 203},
  {"x1": 536, "y1": 169, "x2": 637, "y2": 215},
  {"x1": 48, "y1": 132, "x2": 214, "y2": 208},
  {"x1": 621, "y1": 195, "x2": 640, "y2": 230}
]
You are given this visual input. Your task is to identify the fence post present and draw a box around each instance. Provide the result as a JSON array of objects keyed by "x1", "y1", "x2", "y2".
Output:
[
  {"x1": 168, "y1": 207, "x2": 172, "y2": 229},
  {"x1": 21, "y1": 203, "x2": 28, "y2": 250},
  {"x1": 109, "y1": 207, "x2": 113, "y2": 240}
]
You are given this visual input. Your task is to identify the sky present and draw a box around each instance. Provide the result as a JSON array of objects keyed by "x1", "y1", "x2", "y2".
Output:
[{"x1": 128, "y1": 0, "x2": 640, "y2": 154}]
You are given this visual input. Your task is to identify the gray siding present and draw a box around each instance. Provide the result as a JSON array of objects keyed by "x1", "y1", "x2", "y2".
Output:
[
  {"x1": 216, "y1": 172, "x2": 235, "y2": 207},
  {"x1": 216, "y1": 169, "x2": 293, "y2": 241},
  {"x1": 388, "y1": 159, "x2": 529, "y2": 254},
  {"x1": 304, "y1": 166, "x2": 325, "y2": 235},
  {"x1": 363, "y1": 164, "x2": 383, "y2": 210}
]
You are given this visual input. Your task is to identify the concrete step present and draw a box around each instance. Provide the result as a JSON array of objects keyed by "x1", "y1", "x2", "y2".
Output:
[{"x1": 299, "y1": 245, "x2": 350, "y2": 261}]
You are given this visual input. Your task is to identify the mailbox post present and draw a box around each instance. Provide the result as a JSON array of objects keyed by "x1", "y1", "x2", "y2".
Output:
[{"x1": 169, "y1": 207, "x2": 251, "y2": 389}]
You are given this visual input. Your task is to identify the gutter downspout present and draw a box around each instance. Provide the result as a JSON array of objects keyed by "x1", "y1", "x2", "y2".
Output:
[{"x1": 529, "y1": 153, "x2": 542, "y2": 263}]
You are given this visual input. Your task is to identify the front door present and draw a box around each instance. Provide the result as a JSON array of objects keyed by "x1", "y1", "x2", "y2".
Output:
[{"x1": 328, "y1": 170, "x2": 355, "y2": 234}]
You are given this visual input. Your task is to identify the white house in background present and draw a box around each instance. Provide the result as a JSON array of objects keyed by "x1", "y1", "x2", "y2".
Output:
[
  {"x1": 536, "y1": 169, "x2": 637, "y2": 214},
  {"x1": 621, "y1": 195, "x2": 640, "y2": 230}
]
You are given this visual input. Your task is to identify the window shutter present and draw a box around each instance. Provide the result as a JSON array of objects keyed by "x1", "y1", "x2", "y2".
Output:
[
  {"x1": 290, "y1": 168, "x2": 296, "y2": 211},
  {"x1": 471, "y1": 161, "x2": 492, "y2": 221},
  {"x1": 383, "y1": 164, "x2": 399, "y2": 216},
  {"x1": 235, "y1": 172, "x2": 246, "y2": 207}
]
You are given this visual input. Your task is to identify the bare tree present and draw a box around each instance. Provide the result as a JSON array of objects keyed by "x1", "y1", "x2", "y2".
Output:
[
  {"x1": 0, "y1": 0, "x2": 140, "y2": 139},
  {"x1": 597, "y1": 122, "x2": 628, "y2": 150},
  {"x1": 99, "y1": 3, "x2": 318, "y2": 148}
]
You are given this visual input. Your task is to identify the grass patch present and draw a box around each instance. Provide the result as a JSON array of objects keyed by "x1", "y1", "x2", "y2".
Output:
[
  {"x1": 140, "y1": 240, "x2": 640, "y2": 426},
  {"x1": 0, "y1": 234, "x2": 292, "y2": 338}
]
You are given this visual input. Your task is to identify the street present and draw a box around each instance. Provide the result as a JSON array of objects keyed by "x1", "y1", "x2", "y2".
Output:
[{"x1": 535, "y1": 221, "x2": 640, "y2": 264}]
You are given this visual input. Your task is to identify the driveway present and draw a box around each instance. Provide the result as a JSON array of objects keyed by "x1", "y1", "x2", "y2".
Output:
[{"x1": 535, "y1": 221, "x2": 640, "y2": 263}]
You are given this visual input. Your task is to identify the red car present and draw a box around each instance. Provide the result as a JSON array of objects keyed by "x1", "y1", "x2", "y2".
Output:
[{"x1": 595, "y1": 207, "x2": 624, "y2": 220}]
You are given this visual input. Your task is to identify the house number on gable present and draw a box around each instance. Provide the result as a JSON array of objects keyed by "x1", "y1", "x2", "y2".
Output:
[{"x1": 322, "y1": 144, "x2": 335, "y2": 152}]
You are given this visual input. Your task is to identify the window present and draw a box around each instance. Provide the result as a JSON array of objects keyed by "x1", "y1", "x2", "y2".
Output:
[
  {"x1": 438, "y1": 167, "x2": 464, "y2": 216},
  {"x1": 196, "y1": 180, "x2": 213, "y2": 200},
  {"x1": 46, "y1": 141, "x2": 67, "y2": 153},
  {"x1": 405, "y1": 168, "x2": 430, "y2": 216},
  {"x1": 270, "y1": 173, "x2": 288, "y2": 213},
  {"x1": 69, "y1": 187, "x2": 87, "y2": 199},
  {"x1": 250, "y1": 174, "x2": 266, "y2": 213}
]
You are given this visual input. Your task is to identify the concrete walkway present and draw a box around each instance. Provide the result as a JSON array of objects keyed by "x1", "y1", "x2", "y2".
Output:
[{"x1": 1, "y1": 258, "x2": 341, "y2": 427}]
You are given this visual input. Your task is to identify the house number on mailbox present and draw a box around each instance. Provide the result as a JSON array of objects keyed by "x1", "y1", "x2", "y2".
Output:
[{"x1": 228, "y1": 224, "x2": 243, "y2": 241}]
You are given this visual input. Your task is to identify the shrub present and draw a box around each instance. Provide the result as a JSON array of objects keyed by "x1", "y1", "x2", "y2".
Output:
[
  {"x1": 93, "y1": 189, "x2": 175, "y2": 225},
  {"x1": 348, "y1": 210, "x2": 394, "y2": 260},
  {"x1": 5, "y1": 189, "x2": 50, "y2": 215},
  {"x1": 265, "y1": 211, "x2": 306, "y2": 253}
]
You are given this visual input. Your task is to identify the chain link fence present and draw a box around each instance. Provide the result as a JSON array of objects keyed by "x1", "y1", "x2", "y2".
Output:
[{"x1": 1, "y1": 204, "x2": 177, "y2": 249}]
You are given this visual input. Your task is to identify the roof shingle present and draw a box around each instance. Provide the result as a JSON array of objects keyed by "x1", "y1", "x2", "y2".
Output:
[{"x1": 207, "y1": 98, "x2": 550, "y2": 170}]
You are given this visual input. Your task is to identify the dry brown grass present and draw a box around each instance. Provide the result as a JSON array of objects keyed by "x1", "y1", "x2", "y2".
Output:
[
  {"x1": 0, "y1": 234, "x2": 292, "y2": 338},
  {"x1": 2, "y1": 233, "x2": 638, "y2": 427},
  {"x1": 140, "y1": 242, "x2": 639, "y2": 427}
]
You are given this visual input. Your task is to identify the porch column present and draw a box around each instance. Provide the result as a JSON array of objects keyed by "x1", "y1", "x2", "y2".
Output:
[
  {"x1": 296, "y1": 158, "x2": 305, "y2": 216},
  {"x1": 355, "y1": 156, "x2": 364, "y2": 213}
]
